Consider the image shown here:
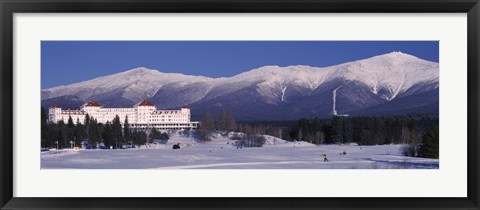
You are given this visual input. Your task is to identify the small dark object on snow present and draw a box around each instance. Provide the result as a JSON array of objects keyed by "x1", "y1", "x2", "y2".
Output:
[
  {"x1": 322, "y1": 153, "x2": 329, "y2": 162},
  {"x1": 172, "y1": 144, "x2": 180, "y2": 149}
]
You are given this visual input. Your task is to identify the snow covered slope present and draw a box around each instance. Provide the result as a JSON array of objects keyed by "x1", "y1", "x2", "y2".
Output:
[
  {"x1": 41, "y1": 52, "x2": 439, "y2": 119},
  {"x1": 42, "y1": 67, "x2": 214, "y2": 107}
]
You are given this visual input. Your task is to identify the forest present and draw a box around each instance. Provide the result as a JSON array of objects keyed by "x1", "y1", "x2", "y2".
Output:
[{"x1": 198, "y1": 110, "x2": 439, "y2": 158}]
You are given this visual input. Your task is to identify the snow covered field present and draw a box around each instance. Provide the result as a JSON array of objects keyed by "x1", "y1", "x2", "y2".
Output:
[{"x1": 41, "y1": 133, "x2": 439, "y2": 169}]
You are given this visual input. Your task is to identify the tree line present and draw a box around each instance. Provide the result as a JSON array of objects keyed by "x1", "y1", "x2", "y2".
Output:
[
  {"x1": 41, "y1": 107, "x2": 169, "y2": 149},
  {"x1": 291, "y1": 115, "x2": 438, "y2": 145},
  {"x1": 235, "y1": 115, "x2": 439, "y2": 158},
  {"x1": 196, "y1": 109, "x2": 439, "y2": 157},
  {"x1": 197, "y1": 109, "x2": 237, "y2": 142},
  {"x1": 198, "y1": 109, "x2": 271, "y2": 147}
]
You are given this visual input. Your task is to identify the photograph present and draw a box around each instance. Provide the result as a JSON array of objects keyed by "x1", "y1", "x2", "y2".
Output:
[
  {"x1": 2, "y1": 0, "x2": 478, "y2": 208},
  {"x1": 40, "y1": 41, "x2": 440, "y2": 169}
]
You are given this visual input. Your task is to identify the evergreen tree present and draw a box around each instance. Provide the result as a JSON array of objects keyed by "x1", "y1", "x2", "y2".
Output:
[
  {"x1": 41, "y1": 107, "x2": 49, "y2": 148},
  {"x1": 41, "y1": 106, "x2": 48, "y2": 125},
  {"x1": 342, "y1": 118, "x2": 353, "y2": 143},
  {"x1": 149, "y1": 128, "x2": 161, "y2": 143},
  {"x1": 84, "y1": 114, "x2": 91, "y2": 137},
  {"x1": 123, "y1": 116, "x2": 131, "y2": 145},
  {"x1": 41, "y1": 125, "x2": 52, "y2": 148},
  {"x1": 407, "y1": 119, "x2": 422, "y2": 144},
  {"x1": 67, "y1": 115, "x2": 74, "y2": 128},
  {"x1": 132, "y1": 130, "x2": 147, "y2": 146},
  {"x1": 56, "y1": 119, "x2": 68, "y2": 148},
  {"x1": 331, "y1": 116, "x2": 344, "y2": 143},
  {"x1": 56, "y1": 129, "x2": 64, "y2": 149},
  {"x1": 89, "y1": 119, "x2": 100, "y2": 149},
  {"x1": 420, "y1": 126, "x2": 439, "y2": 159},
  {"x1": 103, "y1": 122, "x2": 114, "y2": 148},
  {"x1": 64, "y1": 116, "x2": 75, "y2": 148},
  {"x1": 112, "y1": 115, "x2": 123, "y2": 148},
  {"x1": 74, "y1": 118, "x2": 86, "y2": 147}
]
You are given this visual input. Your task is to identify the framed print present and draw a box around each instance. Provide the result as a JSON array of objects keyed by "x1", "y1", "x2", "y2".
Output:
[{"x1": 1, "y1": 0, "x2": 479, "y2": 209}]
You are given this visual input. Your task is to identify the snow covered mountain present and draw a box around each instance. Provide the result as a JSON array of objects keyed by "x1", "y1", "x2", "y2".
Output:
[
  {"x1": 42, "y1": 67, "x2": 214, "y2": 108},
  {"x1": 41, "y1": 52, "x2": 439, "y2": 120}
]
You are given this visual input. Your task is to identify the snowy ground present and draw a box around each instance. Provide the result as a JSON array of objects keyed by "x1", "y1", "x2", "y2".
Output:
[{"x1": 41, "y1": 132, "x2": 439, "y2": 169}]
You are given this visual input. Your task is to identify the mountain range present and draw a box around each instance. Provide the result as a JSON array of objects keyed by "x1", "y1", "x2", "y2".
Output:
[{"x1": 41, "y1": 51, "x2": 439, "y2": 121}]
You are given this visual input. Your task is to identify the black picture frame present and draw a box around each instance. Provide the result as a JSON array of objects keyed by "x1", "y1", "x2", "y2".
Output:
[{"x1": 1, "y1": 0, "x2": 479, "y2": 209}]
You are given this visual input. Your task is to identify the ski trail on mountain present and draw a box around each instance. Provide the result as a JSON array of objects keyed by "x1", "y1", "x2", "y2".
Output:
[{"x1": 332, "y1": 85, "x2": 342, "y2": 116}]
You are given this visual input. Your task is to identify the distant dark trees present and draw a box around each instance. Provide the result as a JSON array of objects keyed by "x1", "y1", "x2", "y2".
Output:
[
  {"x1": 236, "y1": 121, "x2": 293, "y2": 142},
  {"x1": 41, "y1": 107, "x2": 168, "y2": 149},
  {"x1": 102, "y1": 121, "x2": 114, "y2": 148},
  {"x1": 285, "y1": 116, "x2": 438, "y2": 146},
  {"x1": 41, "y1": 107, "x2": 74, "y2": 149},
  {"x1": 74, "y1": 118, "x2": 86, "y2": 147},
  {"x1": 112, "y1": 115, "x2": 123, "y2": 148},
  {"x1": 198, "y1": 109, "x2": 238, "y2": 142},
  {"x1": 198, "y1": 112, "x2": 214, "y2": 142},
  {"x1": 40, "y1": 107, "x2": 50, "y2": 148},
  {"x1": 89, "y1": 117, "x2": 101, "y2": 148},
  {"x1": 124, "y1": 116, "x2": 131, "y2": 145},
  {"x1": 149, "y1": 128, "x2": 169, "y2": 143},
  {"x1": 235, "y1": 115, "x2": 439, "y2": 156},
  {"x1": 419, "y1": 126, "x2": 439, "y2": 158},
  {"x1": 215, "y1": 109, "x2": 237, "y2": 132},
  {"x1": 131, "y1": 130, "x2": 147, "y2": 146},
  {"x1": 234, "y1": 124, "x2": 266, "y2": 147}
]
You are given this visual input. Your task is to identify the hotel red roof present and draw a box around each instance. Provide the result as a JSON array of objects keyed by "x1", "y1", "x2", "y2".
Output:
[
  {"x1": 138, "y1": 100, "x2": 155, "y2": 106},
  {"x1": 51, "y1": 104, "x2": 61, "y2": 108},
  {"x1": 84, "y1": 101, "x2": 102, "y2": 107},
  {"x1": 182, "y1": 104, "x2": 190, "y2": 109}
]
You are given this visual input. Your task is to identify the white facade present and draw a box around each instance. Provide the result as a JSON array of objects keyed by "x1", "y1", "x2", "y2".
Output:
[{"x1": 48, "y1": 100, "x2": 198, "y2": 129}]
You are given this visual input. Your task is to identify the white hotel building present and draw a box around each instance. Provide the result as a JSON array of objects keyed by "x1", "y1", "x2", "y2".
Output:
[{"x1": 48, "y1": 100, "x2": 199, "y2": 129}]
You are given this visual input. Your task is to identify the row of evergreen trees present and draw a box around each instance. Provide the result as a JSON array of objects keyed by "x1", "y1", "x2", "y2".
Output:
[
  {"x1": 291, "y1": 115, "x2": 438, "y2": 145},
  {"x1": 41, "y1": 107, "x2": 169, "y2": 149},
  {"x1": 196, "y1": 110, "x2": 439, "y2": 157},
  {"x1": 237, "y1": 115, "x2": 437, "y2": 144},
  {"x1": 236, "y1": 115, "x2": 439, "y2": 158}
]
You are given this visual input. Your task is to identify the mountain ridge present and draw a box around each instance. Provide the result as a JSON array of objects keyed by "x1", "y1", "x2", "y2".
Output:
[{"x1": 42, "y1": 52, "x2": 439, "y2": 120}]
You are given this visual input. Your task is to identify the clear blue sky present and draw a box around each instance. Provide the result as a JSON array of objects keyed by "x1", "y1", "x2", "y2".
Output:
[{"x1": 41, "y1": 41, "x2": 439, "y2": 89}]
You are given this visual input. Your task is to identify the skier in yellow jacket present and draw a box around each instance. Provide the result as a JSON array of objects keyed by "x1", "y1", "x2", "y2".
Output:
[{"x1": 322, "y1": 153, "x2": 329, "y2": 162}]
